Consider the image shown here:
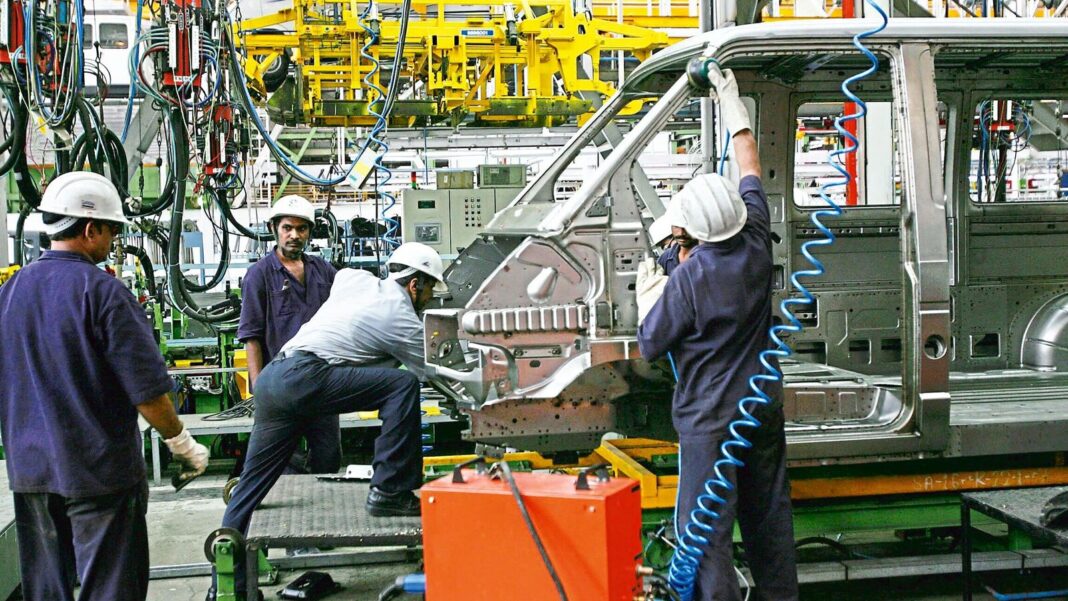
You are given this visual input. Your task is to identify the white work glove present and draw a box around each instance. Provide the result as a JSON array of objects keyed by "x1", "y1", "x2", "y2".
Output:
[
  {"x1": 164, "y1": 428, "x2": 210, "y2": 483},
  {"x1": 708, "y1": 67, "x2": 753, "y2": 136},
  {"x1": 636, "y1": 258, "x2": 669, "y2": 326}
]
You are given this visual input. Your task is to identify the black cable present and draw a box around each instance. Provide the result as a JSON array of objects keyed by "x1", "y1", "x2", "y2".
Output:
[
  {"x1": 222, "y1": 0, "x2": 411, "y2": 185},
  {"x1": 496, "y1": 461, "x2": 568, "y2": 601},
  {"x1": 645, "y1": 574, "x2": 682, "y2": 601},
  {"x1": 203, "y1": 397, "x2": 254, "y2": 421},
  {"x1": 182, "y1": 188, "x2": 230, "y2": 293},
  {"x1": 212, "y1": 185, "x2": 274, "y2": 241},
  {"x1": 123, "y1": 244, "x2": 158, "y2": 298},
  {"x1": 794, "y1": 536, "x2": 872, "y2": 560},
  {"x1": 0, "y1": 84, "x2": 24, "y2": 175},
  {"x1": 163, "y1": 107, "x2": 240, "y2": 324},
  {"x1": 12, "y1": 206, "x2": 31, "y2": 265},
  {"x1": 376, "y1": 583, "x2": 404, "y2": 601},
  {"x1": 4, "y1": 85, "x2": 37, "y2": 257}
]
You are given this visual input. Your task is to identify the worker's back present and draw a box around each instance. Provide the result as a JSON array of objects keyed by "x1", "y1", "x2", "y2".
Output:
[
  {"x1": 640, "y1": 176, "x2": 781, "y2": 437},
  {"x1": 0, "y1": 250, "x2": 169, "y2": 496},
  {"x1": 279, "y1": 269, "x2": 427, "y2": 378}
]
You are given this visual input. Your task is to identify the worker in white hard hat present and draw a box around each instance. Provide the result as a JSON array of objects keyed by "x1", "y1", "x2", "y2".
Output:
[
  {"x1": 649, "y1": 212, "x2": 674, "y2": 250},
  {"x1": 237, "y1": 194, "x2": 341, "y2": 476},
  {"x1": 648, "y1": 197, "x2": 697, "y2": 278},
  {"x1": 216, "y1": 242, "x2": 447, "y2": 598},
  {"x1": 0, "y1": 172, "x2": 208, "y2": 601},
  {"x1": 636, "y1": 67, "x2": 799, "y2": 601}
]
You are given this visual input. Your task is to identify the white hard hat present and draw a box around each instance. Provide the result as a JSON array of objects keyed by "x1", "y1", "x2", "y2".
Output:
[
  {"x1": 672, "y1": 173, "x2": 747, "y2": 243},
  {"x1": 386, "y1": 242, "x2": 448, "y2": 292},
  {"x1": 270, "y1": 195, "x2": 316, "y2": 225},
  {"x1": 649, "y1": 213, "x2": 672, "y2": 246},
  {"x1": 39, "y1": 172, "x2": 129, "y2": 235}
]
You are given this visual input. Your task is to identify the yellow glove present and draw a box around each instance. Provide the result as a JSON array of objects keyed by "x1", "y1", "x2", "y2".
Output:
[{"x1": 636, "y1": 258, "x2": 669, "y2": 325}]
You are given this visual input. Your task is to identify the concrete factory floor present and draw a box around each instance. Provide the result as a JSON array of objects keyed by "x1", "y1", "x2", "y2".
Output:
[{"x1": 26, "y1": 475, "x2": 1048, "y2": 601}]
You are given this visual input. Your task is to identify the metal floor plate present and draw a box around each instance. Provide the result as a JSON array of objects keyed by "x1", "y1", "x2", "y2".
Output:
[{"x1": 246, "y1": 476, "x2": 422, "y2": 548}]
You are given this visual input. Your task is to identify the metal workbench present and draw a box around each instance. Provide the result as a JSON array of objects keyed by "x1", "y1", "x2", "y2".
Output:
[
  {"x1": 243, "y1": 475, "x2": 422, "y2": 600},
  {"x1": 961, "y1": 486, "x2": 1068, "y2": 600},
  {"x1": 149, "y1": 411, "x2": 455, "y2": 484}
]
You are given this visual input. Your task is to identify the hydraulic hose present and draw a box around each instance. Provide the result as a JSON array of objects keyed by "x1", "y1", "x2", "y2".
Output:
[
  {"x1": 70, "y1": 99, "x2": 130, "y2": 200},
  {"x1": 127, "y1": 117, "x2": 180, "y2": 218},
  {"x1": 12, "y1": 206, "x2": 31, "y2": 265},
  {"x1": 212, "y1": 185, "x2": 274, "y2": 241},
  {"x1": 123, "y1": 244, "x2": 158, "y2": 298},
  {"x1": 0, "y1": 85, "x2": 27, "y2": 265},
  {"x1": 181, "y1": 189, "x2": 230, "y2": 293},
  {"x1": 0, "y1": 84, "x2": 29, "y2": 178},
  {"x1": 357, "y1": 6, "x2": 400, "y2": 254},
  {"x1": 665, "y1": 5, "x2": 889, "y2": 600},
  {"x1": 0, "y1": 84, "x2": 23, "y2": 172},
  {"x1": 163, "y1": 107, "x2": 240, "y2": 323},
  {"x1": 221, "y1": 0, "x2": 411, "y2": 187},
  {"x1": 120, "y1": 0, "x2": 145, "y2": 142}
]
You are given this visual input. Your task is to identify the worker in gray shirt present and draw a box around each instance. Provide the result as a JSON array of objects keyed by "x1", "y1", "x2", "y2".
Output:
[{"x1": 215, "y1": 242, "x2": 446, "y2": 598}]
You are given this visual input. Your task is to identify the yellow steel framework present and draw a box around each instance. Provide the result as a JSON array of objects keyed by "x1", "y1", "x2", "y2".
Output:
[{"x1": 233, "y1": 0, "x2": 671, "y2": 127}]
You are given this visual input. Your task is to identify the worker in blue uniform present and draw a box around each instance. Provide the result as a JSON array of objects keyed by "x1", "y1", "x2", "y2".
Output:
[
  {"x1": 238, "y1": 195, "x2": 339, "y2": 474},
  {"x1": 650, "y1": 211, "x2": 680, "y2": 276},
  {"x1": 652, "y1": 198, "x2": 699, "y2": 276},
  {"x1": 636, "y1": 67, "x2": 799, "y2": 601},
  {"x1": 214, "y1": 242, "x2": 447, "y2": 598},
  {"x1": 0, "y1": 172, "x2": 209, "y2": 601}
]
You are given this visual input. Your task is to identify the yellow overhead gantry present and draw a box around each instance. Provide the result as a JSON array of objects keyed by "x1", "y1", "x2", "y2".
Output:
[{"x1": 233, "y1": 0, "x2": 671, "y2": 127}]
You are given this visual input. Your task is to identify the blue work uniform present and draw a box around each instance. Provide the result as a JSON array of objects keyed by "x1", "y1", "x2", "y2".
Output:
[
  {"x1": 637, "y1": 176, "x2": 798, "y2": 601},
  {"x1": 220, "y1": 270, "x2": 425, "y2": 594},
  {"x1": 0, "y1": 250, "x2": 172, "y2": 601},
  {"x1": 657, "y1": 243, "x2": 681, "y2": 275},
  {"x1": 238, "y1": 248, "x2": 340, "y2": 474},
  {"x1": 238, "y1": 248, "x2": 337, "y2": 364}
]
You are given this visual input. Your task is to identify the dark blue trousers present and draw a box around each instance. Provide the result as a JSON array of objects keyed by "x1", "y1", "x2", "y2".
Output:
[
  {"x1": 284, "y1": 415, "x2": 342, "y2": 475},
  {"x1": 12, "y1": 480, "x2": 149, "y2": 601},
  {"x1": 220, "y1": 352, "x2": 422, "y2": 592},
  {"x1": 676, "y1": 402, "x2": 798, "y2": 601}
]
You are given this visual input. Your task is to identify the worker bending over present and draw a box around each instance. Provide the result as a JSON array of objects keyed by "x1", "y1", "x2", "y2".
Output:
[
  {"x1": 636, "y1": 68, "x2": 799, "y2": 601},
  {"x1": 237, "y1": 195, "x2": 339, "y2": 474},
  {"x1": 217, "y1": 242, "x2": 446, "y2": 597},
  {"x1": 0, "y1": 172, "x2": 208, "y2": 601}
]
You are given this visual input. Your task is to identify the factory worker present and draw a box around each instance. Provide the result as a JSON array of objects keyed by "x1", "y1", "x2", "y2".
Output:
[
  {"x1": 237, "y1": 195, "x2": 340, "y2": 475},
  {"x1": 0, "y1": 172, "x2": 208, "y2": 601},
  {"x1": 635, "y1": 67, "x2": 799, "y2": 601},
  {"x1": 651, "y1": 197, "x2": 698, "y2": 277},
  {"x1": 216, "y1": 242, "x2": 446, "y2": 598},
  {"x1": 650, "y1": 212, "x2": 674, "y2": 250}
]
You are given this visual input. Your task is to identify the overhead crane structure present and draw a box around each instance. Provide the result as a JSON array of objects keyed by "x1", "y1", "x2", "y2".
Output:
[{"x1": 233, "y1": 0, "x2": 672, "y2": 127}]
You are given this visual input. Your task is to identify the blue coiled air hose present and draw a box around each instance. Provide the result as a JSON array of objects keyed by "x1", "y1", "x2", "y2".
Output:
[
  {"x1": 665, "y1": 5, "x2": 888, "y2": 600},
  {"x1": 357, "y1": 10, "x2": 400, "y2": 255}
]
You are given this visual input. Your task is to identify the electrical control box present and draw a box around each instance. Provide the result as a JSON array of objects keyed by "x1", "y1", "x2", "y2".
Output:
[
  {"x1": 478, "y1": 164, "x2": 526, "y2": 187},
  {"x1": 435, "y1": 169, "x2": 476, "y2": 189},
  {"x1": 401, "y1": 187, "x2": 521, "y2": 257},
  {"x1": 421, "y1": 468, "x2": 643, "y2": 601}
]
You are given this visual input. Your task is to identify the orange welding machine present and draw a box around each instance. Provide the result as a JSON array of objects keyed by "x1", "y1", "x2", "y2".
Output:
[{"x1": 421, "y1": 461, "x2": 644, "y2": 600}]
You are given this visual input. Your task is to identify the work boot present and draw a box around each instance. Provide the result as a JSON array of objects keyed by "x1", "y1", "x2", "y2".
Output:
[{"x1": 366, "y1": 487, "x2": 421, "y2": 517}]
